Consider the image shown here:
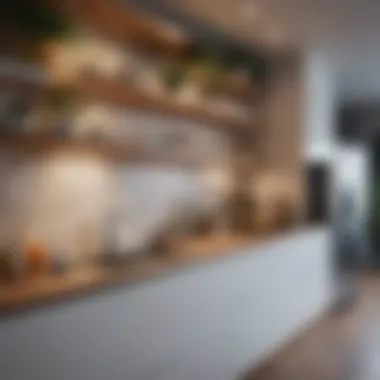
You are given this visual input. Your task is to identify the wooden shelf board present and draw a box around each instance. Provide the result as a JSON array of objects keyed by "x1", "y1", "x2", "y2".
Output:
[
  {"x1": 0, "y1": 73, "x2": 257, "y2": 137},
  {"x1": 61, "y1": 0, "x2": 191, "y2": 59},
  {"x1": 222, "y1": 77, "x2": 262, "y2": 103},
  {"x1": 76, "y1": 76, "x2": 256, "y2": 135},
  {"x1": 0, "y1": 131, "x2": 219, "y2": 167},
  {"x1": 61, "y1": 1, "x2": 264, "y2": 102}
]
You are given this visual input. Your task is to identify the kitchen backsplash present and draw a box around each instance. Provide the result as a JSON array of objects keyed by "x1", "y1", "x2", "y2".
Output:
[{"x1": 0, "y1": 113, "x2": 231, "y2": 266}]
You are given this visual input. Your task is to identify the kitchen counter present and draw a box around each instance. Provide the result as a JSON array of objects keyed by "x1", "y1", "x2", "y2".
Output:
[
  {"x1": 0, "y1": 227, "x2": 333, "y2": 380},
  {"x1": 0, "y1": 228, "x2": 317, "y2": 315}
]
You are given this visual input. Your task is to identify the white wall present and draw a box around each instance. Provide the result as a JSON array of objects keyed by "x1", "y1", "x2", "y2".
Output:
[
  {"x1": 0, "y1": 228, "x2": 333, "y2": 380},
  {"x1": 332, "y1": 144, "x2": 369, "y2": 222},
  {"x1": 304, "y1": 51, "x2": 337, "y2": 163}
]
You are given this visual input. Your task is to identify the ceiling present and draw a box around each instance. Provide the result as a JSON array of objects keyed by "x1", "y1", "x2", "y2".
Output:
[{"x1": 148, "y1": 0, "x2": 380, "y2": 101}]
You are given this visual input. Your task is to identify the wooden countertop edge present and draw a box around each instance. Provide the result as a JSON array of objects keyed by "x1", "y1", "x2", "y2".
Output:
[{"x1": 0, "y1": 226, "x2": 326, "y2": 317}]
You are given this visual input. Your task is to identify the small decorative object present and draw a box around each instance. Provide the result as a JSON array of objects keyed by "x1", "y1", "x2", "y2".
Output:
[
  {"x1": 45, "y1": 86, "x2": 80, "y2": 137},
  {"x1": 24, "y1": 238, "x2": 50, "y2": 277},
  {"x1": 148, "y1": 224, "x2": 180, "y2": 258},
  {"x1": 227, "y1": 188, "x2": 255, "y2": 233},
  {"x1": 4, "y1": 99, "x2": 32, "y2": 133},
  {"x1": 51, "y1": 251, "x2": 70, "y2": 274},
  {"x1": 149, "y1": 232, "x2": 172, "y2": 258},
  {"x1": 100, "y1": 240, "x2": 145, "y2": 267},
  {"x1": 250, "y1": 173, "x2": 301, "y2": 233},
  {"x1": 100, "y1": 210, "x2": 148, "y2": 266},
  {"x1": 0, "y1": 251, "x2": 14, "y2": 283},
  {"x1": 274, "y1": 197, "x2": 296, "y2": 230},
  {"x1": 190, "y1": 214, "x2": 215, "y2": 236},
  {"x1": 0, "y1": 244, "x2": 23, "y2": 283}
]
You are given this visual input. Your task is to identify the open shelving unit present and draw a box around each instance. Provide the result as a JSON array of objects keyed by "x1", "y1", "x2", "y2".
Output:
[
  {"x1": 62, "y1": 0, "x2": 192, "y2": 59},
  {"x1": 60, "y1": 0, "x2": 262, "y2": 124},
  {"x1": 0, "y1": 0, "x2": 263, "y2": 148},
  {"x1": 0, "y1": 66, "x2": 253, "y2": 166},
  {"x1": 0, "y1": 0, "x2": 272, "y2": 314},
  {"x1": 0, "y1": 68, "x2": 257, "y2": 133}
]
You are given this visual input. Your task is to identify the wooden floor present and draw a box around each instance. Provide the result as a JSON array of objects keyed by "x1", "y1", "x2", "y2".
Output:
[{"x1": 244, "y1": 274, "x2": 380, "y2": 380}]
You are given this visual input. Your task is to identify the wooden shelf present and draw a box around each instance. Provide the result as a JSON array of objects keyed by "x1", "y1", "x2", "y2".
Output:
[
  {"x1": 0, "y1": 0, "x2": 263, "y2": 126},
  {"x1": 0, "y1": 132, "x2": 219, "y2": 167},
  {"x1": 60, "y1": 1, "x2": 263, "y2": 102},
  {"x1": 222, "y1": 76, "x2": 262, "y2": 103},
  {"x1": 61, "y1": 0, "x2": 191, "y2": 59},
  {"x1": 0, "y1": 71, "x2": 257, "y2": 137},
  {"x1": 76, "y1": 76, "x2": 255, "y2": 135}
]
